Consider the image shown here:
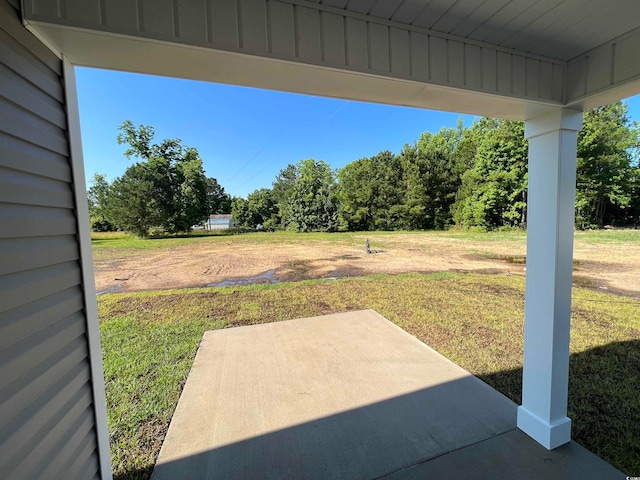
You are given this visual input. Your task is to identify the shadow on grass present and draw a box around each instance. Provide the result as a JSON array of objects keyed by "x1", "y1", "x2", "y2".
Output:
[
  {"x1": 114, "y1": 466, "x2": 154, "y2": 480},
  {"x1": 146, "y1": 229, "x2": 254, "y2": 240},
  {"x1": 479, "y1": 339, "x2": 640, "y2": 476},
  {"x1": 91, "y1": 237, "x2": 127, "y2": 245}
]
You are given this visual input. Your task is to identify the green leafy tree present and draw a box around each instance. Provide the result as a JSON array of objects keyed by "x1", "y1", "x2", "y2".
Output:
[
  {"x1": 576, "y1": 101, "x2": 640, "y2": 228},
  {"x1": 108, "y1": 162, "x2": 164, "y2": 236},
  {"x1": 109, "y1": 121, "x2": 210, "y2": 236},
  {"x1": 231, "y1": 196, "x2": 250, "y2": 228},
  {"x1": 249, "y1": 189, "x2": 278, "y2": 228},
  {"x1": 271, "y1": 164, "x2": 297, "y2": 229},
  {"x1": 87, "y1": 173, "x2": 116, "y2": 231},
  {"x1": 288, "y1": 159, "x2": 340, "y2": 232},
  {"x1": 231, "y1": 190, "x2": 278, "y2": 229},
  {"x1": 401, "y1": 122, "x2": 472, "y2": 230},
  {"x1": 338, "y1": 151, "x2": 403, "y2": 231},
  {"x1": 206, "y1": 177, "x2": 232, "y2": 214},
  {"x1": 452, "y1": 119, "x2": 528, "y2": 229}
]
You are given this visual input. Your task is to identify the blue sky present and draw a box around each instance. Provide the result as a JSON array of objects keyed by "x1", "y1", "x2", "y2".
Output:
[{"x1": 76, "y1": 67, "x2": 640, "y2": 198}]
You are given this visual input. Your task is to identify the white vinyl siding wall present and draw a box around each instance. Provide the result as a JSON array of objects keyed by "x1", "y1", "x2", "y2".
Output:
[{"x1": 0, "y1": 2, "x2": 102, "y2": 478}]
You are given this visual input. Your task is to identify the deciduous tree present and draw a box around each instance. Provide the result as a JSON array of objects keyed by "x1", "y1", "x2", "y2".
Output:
[
  {"x1": 576, "y1": 101, "x2": 640, "y2": 228},
  {"x1": 87, "y1": 173, "x2": 116, "y2": 231},
  {"x1": 109, "y1": 121, "x2": 210, "y2": 236},
  {"x1": 288, "y1": 159, "x2": 340, "y2": 232}
]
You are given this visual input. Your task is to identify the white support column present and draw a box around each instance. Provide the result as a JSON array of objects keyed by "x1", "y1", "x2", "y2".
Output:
[{"x1": 517, "y1": 108, "x2": 583, "y2": 450}]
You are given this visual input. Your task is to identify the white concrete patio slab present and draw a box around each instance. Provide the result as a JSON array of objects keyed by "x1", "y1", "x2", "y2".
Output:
[{"x1": 151, "y1": 310, "x2": 624, "y2": 480}]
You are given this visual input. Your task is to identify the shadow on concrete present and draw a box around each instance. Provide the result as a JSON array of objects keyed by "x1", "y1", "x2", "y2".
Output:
[
  {"x1": 478, "y1": 339, "x2": 640, "y2": 477},
  {"x1": 149, "y1": 379, "x2": 625, "y2": 480},
  {"x1": 149, "y1": 376, "x2": 518, "y2": 480},
  {"x1": 115, "y1": 340, "x2": 639, "y2": 480}
]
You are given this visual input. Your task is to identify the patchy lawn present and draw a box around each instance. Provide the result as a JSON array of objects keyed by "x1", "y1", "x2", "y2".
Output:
[{"x1": 100, "y1": 273, "x2": 640, "y2": 480}]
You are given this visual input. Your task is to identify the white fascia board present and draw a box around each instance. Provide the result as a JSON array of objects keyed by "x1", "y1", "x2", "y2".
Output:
[
  {"x1": 23, "y1": 0, "x2": 565, "y2": 110},
  {"x1": 28, "y1": 22, "x2": 561, "y2": 121}
]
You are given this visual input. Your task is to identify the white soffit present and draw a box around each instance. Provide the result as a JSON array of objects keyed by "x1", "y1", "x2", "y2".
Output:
[
  {"x1": 25, "y1": 23, "x2": 559, "y2": 121},
  {"x1": 319, "y1": 0, "x2": 640, "y2": 63},
  {"x1": 22, "y1": 0, "x2": 640, "y2": 117}
]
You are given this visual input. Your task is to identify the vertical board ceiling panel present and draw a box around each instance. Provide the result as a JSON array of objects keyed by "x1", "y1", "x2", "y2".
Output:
[
  {"x1": 210, "y1": 0, "x2": 240, "y2": 49},
  {"x1": 320, "y1": 11, "x2": 345, "y2": 64},
  {"x1": 64, "y1": 0, "x2": 101, "y2": 24},
  {"x1": 345, "y1": 16, "x2": 368, "y2": 69},
  {"x1": 525, "y1": 58, "x2": 540, "y2": 99},
  {"x1": 585, "y1": 45, "x2": 611, "y2": 93},
  {"x1": 481, "y1": 47, "x2": 497, "y2": 91},
  {"x1": 296, "y1": 5, "x2": 321, "y2": 62},
  {"x1": 103, "y1": 0, "x2": 139, "y2": 30},
  {"x1": 613, "y1": 33, "x2": 640, "y2": 84},
  {"x1": 389, "y1": 27, "x2": 410, "y2": 77},
  {"x1": 410, "y1": 31, "x2": 429, "y2": 79},
  {"x1": 269, "y1": 0, "x2": 295, "y2": 57},
  {"x1": 369, "y1": 22, "x2": 389, "y2": 72},
  {"x1": 428, "y1": 35, "x2": 447, "y2": 83},
  {"x1": 140, "y1": 0, "x2": 175, "y2": 36},
  {"x1": 447, "y1": 39, "x2": 464, "y2": 86},
  {"x1": 176, "y1": 0, "x2": 208, "y2": 42},
  {"x1": 464, "y1": 44, "x2": 482, "y2": 90},
  {"x1": 23, "y1": 0, "x2": 567, "y2": 108},
  {"x1": 496, "y1": 51, "x2": 511, "y2": 94},
  {"x1": 512, "y1": 54, "x2": 526, "y2": 96},
  {"x1": 239, "y1": 0, "x2": 268, "y2": 52}
]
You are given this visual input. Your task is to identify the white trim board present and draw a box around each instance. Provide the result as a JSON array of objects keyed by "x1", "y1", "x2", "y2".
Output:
[{"x1": 63, "y1": 57, "x2": 113, "y2": 480}]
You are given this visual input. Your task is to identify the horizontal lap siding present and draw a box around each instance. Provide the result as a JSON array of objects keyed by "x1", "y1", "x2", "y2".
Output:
[{"x1": 0, "y1": 2, "x2": 100, "y2": 479}]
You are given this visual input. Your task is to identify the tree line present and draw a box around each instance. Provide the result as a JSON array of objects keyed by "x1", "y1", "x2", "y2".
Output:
[
  {"x1": 233, "y1": 101, "x2": 640, "y2": 232},
  {"x1": 89, "y1": 102, "x2": 640, "y2": 236}
]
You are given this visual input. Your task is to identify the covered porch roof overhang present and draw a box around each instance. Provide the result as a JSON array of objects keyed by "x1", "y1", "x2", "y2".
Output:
[
  {"x1": 18, "y1": 0, "x2": 640, "y2": 464},
  {"x1": 21, "y1": 0, "x2": 640, "y2": 120}
]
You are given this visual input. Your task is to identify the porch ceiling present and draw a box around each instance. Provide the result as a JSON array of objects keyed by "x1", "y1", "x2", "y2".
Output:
[
  {"x1": 321, "y1": 0, "x2": 640, "y2": 62},
  {"x1": 21, "y1": 0, "x2": 640, "y2": 119}
]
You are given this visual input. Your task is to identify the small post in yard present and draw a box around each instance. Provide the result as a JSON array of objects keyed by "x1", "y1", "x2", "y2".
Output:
[{"x1": 366, "y1": 239, "x2": 371, "y2": 254}]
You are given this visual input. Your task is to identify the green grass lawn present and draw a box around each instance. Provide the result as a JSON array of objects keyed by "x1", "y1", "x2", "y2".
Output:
[
  {"x1": 99, "y1": 273, "x2": 640, "y2": 480},
  {"x1": 92, "y1": 228, "x2": 640, "y2": 250}
]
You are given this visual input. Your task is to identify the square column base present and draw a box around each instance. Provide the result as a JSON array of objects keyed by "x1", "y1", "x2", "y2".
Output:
[{"x1": 517, "y1": 406, "x2": 571, "y2": 449}]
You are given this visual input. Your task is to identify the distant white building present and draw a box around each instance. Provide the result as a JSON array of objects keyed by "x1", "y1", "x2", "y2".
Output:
[{"x1": 205, "y1": 214, "x2": 235, "y2": 230}]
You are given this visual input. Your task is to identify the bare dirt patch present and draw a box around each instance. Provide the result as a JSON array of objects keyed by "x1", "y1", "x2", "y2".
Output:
[{"x1": 93, "y1": 233, "x2": 640, "y2": 297}]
